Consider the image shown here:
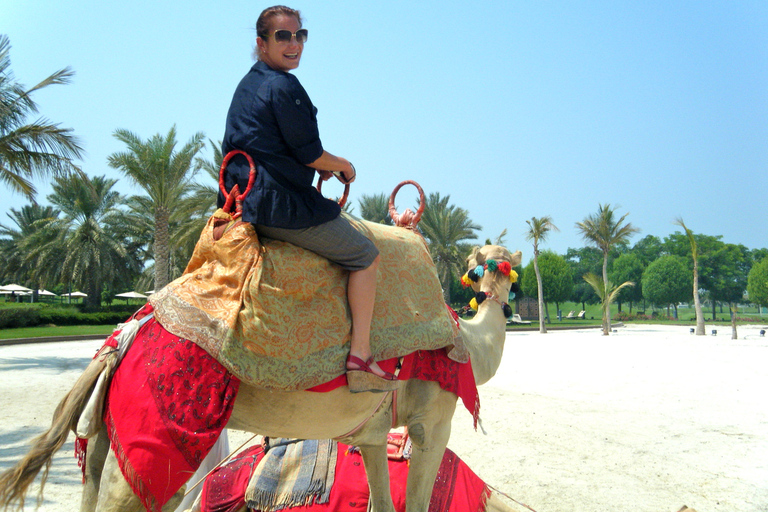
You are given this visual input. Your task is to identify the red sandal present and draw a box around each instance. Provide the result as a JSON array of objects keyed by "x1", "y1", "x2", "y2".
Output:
[{"x1": 346, "y1": 355, "x2": 399, "y2": 393}]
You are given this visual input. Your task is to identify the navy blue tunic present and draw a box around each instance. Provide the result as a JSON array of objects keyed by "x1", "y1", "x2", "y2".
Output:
[{"x1": 219, "y1": 61, "x2": 341, "y2": 228}]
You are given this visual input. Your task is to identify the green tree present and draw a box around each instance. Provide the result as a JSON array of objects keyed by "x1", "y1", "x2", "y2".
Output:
[
  {"x1": 30, "y1": 174, "x2": 134, "y2": 308},
  {"x1": 525, "y1": 216, "x2": 559, "y2": 333},
  {"x1": 583, "y1": 273, "x2": 634, "y2": 334},
  {"x1": 0, "y1": 204, "x2": 60, "y2": 296},
  {"x1": 565, "y1": 246, "x2": 602, "y2": 310},
  {"x1": 520, "y1": 250, "x2": 573, "y2": 324},
  {"x1": 108, "y1": 126, "x2": 205, "y2": 291},
  {"x1": 641, "y1": 255, "x2": 692, "y2": 318},
  {"x1": 0, "y1": 35, "x2": 83, "y2": 200},
  {"x1": 631, "y1": 235, "x2": 665, "y2": 266},
  {"x1": 706, "y1": 243, "x2": 750, "y2": 320},
  {"x1": 576, "y1": 204, "x2": 640, "y2": 334},
  {"x1": 357, "y1": 193, "x2": 392, "y2": 225},
  {"x1": 747, "y1": 257, "x2": 768, "y2": 310},
  {"x1": 673, "y1": 219, "x2": 706, "y2": 335},
  {"x1": 610, "y1": 253, "x2": 644, "y2": 312},
  {"x1": 417, "y1": 192, "x2": 481, "y2": 304}
]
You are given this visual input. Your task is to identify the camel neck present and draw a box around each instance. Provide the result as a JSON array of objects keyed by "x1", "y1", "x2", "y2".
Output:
[{"x1": 461, "y1": 302, "x2": 506, "y2": 385}]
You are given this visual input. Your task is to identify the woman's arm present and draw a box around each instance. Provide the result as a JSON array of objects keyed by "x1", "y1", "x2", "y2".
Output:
[{"x1": 309, "y1": 151, "x2": 356, "y2": 184}]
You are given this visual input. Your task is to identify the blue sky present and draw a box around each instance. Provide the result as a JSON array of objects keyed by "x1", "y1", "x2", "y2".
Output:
[{"x1": 3, "y1": 0, "x2": 767, "y2": 263}]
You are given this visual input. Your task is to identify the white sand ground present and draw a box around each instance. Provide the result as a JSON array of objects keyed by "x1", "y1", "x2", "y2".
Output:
[{"x1": 1, "y1": 323, "x2": 766, "y2": 511}]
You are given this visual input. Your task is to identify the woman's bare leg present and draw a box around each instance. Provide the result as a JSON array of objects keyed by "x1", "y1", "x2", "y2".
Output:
[{"x1": 346, "y1": 254, "x2": 389, "y2": 377}]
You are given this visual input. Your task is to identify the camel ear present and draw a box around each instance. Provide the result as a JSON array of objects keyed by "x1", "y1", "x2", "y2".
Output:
[
  {"x1": 508, "y1": 250, "x2": 523, "y2": 267},
  {"x1": 466, "y1": 246, "x2": 482, "y2": 269}
]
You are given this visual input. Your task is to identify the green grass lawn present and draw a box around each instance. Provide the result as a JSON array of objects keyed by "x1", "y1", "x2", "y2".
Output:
[{"x1": 0, "y1": 324, "x2": 115, "y2": 340}]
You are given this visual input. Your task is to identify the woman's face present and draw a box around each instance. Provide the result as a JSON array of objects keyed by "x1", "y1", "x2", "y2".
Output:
[{"x1": 257, "y1": 14, "x2": 304, "y2": 72}]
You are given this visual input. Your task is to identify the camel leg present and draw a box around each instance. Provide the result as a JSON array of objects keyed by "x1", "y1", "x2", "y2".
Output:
[
  {"x1": 94, "y1": 448, "x2": 185, "y2": 512},
  {"x1": 80, "y1": 430, "x2": 110, "y2": 512},
  {"x1": 404, "y1": 419, "x2": 451, "y2": 512},
  {"x1": 402, "y1": 385, "x2": 457, "y2": 512},
  {"x1": 359, "y1": 444, "x2": 396, "y2": 512}
]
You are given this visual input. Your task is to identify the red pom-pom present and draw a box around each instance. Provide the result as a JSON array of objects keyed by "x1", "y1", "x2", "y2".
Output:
[{"x1": 497, "y1": 261, "x2": 511, "y2": 275}]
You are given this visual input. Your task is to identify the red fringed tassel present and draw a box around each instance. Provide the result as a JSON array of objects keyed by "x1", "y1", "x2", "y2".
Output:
[
  {"x1": 473, "y1": 393, "x2": 481, "y2": 431},
  {"x1": 477, "y1": 485, "x2": 492, "y2": 512},
  {"x1": 75, "y1": 437, "x2": 88, "y2": 483}
]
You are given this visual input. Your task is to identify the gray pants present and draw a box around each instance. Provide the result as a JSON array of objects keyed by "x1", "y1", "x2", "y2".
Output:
[{"x1": 256, "y1": 214, "x2": 379, "y2": 271}]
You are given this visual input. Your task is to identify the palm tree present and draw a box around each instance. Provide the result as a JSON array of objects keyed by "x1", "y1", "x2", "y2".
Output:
[
  {"x1": 576, "y1": 204, "x2": 640, "y2": 334},
  {"x1": 108, "y1": 126, "x2": 205, "y2": 291},
  {"x1": 417, "y1": 192, "x2": 481, "y2": 304},
  {"x1": 31, "y1": 174, "x2": 134, "y2": 308},
  {"x1": 0, "y1": 204, "x2": 60, "y2": 294},
  {"x1": 674, "y1": 218, "x2": 705, "y2": 336},
  {"x1": 583, "y1": 273, "x2": 635, "y2": 335},
  {"x1": 0, "y1": 35, "x2": 83, "y2": 200},
  {"x1": 525, "y1": 216, "x2": 559, "y2": 333},
  {"x1": 357, "y1": 193, "x2": 392, "y2": 225}
]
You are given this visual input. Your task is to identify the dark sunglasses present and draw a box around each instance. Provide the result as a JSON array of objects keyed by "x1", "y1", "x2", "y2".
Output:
[{"x1": 265, "y1": 28, "x2": 308, "y2": 44}]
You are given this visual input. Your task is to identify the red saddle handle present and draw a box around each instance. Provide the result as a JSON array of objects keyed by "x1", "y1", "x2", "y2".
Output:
[
  {"x1": 316, "y1": 174, "x2": 350, "y2": 209},
  {"x1": 388, "y1": 180, "x2": 425, "y2": 228},
  {"x1": 219, "y1": 150, "x2": 257, "y2": 218}
]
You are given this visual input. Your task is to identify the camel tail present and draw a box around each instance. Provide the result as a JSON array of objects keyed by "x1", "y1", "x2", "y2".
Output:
[{"x1": 0, "y1": 348, "x2": 111, "y2": 511}]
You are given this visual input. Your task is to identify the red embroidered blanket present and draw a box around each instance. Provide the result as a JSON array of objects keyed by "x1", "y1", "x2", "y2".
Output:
[
  {"x1": 201, "y1": 443, "x2": 490, "y2": 512},
  {"x1": 103, "y1": 307, "x2": 240, "y2": 512}
]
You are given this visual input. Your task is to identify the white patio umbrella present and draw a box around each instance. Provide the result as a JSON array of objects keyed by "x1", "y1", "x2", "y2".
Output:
[
  {"x1": 0, "y1": 284, "x2": 33, "y2": 293},
  {"x1": 115, "y1": 291, "x2": 148, "y2": 299},
  {"x1": 62, "y1": 291, "x2": 88, "y2": 297},
  {"x1": 36, "y1": 289, "x2": 57, "y2": 296}
]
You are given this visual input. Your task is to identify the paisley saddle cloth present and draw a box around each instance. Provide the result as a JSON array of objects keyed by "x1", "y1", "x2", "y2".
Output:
[{"x1": 150, "y1": 210, "x2": 466, "y2": 390}]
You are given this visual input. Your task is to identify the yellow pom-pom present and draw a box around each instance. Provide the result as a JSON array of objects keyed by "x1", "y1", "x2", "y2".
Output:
[
  {"x1": 469, "y1": 297, "x2": 479, "y2": 310},
  {"x1": 461, "y1": 273, "x2": 473, "y2": 287},
  {"x1": 509, "y1": 270, "x2": 518, "y2": 283}
]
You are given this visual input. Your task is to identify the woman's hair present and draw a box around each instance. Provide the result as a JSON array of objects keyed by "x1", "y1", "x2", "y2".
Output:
[{"x1": 254, "y1": 5, "x2": 303, "y2": 60}]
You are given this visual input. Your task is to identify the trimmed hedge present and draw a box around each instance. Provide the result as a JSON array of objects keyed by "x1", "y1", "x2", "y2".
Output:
[{"x1": 0, "y1": 306, "x2": 132, "y2": 329}]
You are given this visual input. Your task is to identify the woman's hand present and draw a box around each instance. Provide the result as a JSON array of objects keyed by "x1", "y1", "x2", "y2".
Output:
[
  {"x1": 309, "y1": 151, "x2": 356, "y2": 184},
  {"x1": 338, "y1": 163, "x2": 356, "y2": 184}
]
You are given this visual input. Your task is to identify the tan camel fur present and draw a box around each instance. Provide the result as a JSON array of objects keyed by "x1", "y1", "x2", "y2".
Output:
[{"x1": 0, "y1": 245, "x2": 522, "y2": 512}]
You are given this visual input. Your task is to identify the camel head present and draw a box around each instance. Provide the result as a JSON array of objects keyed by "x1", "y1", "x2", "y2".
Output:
[{"x1": 463, "y1": 245, "x2": 523, "y2": 316}]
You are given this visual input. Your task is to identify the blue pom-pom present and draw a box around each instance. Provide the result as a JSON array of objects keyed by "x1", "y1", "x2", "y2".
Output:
[
  {"x1": 474, "y1": 265, "x2": 484, "y2": 277},
  {"x1": 508, "y1": 291, "x2": 516, "y2": 301}
]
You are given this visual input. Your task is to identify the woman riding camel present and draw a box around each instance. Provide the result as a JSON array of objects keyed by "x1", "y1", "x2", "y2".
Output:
[{"x1": 218, "y1": 5, "x2": 393, "y2": 392}]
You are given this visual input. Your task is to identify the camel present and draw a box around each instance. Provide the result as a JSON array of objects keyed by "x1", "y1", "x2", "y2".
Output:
[{"x1": 0, "y1": 244, "x2": 522, "y2": 512}]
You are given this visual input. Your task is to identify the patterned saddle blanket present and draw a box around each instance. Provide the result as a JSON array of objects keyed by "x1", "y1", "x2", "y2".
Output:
[{"x1": 150, "y1": 210, "x2": 466, "y2": 390}]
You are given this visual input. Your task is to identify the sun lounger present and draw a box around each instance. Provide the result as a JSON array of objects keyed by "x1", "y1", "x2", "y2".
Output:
[
  {"x1": 510, "y1": 314, "x2": 531, "y2": 325},
  {"x1": 576, "y1": 310, "x2": 586, "y2": 320},
  {"x1": 565, "y1": 310, "x2": 576, "y2": 319}
]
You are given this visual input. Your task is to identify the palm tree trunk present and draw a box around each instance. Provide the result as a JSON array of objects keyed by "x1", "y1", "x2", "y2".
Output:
[
  {"x1": 693, "y1": 262, "x2": 705, "y2": 335},
  {"x1": 533, "y1": 255, "x2": 546, "y2": 334},
  {"x1": 602, "y1": 253, "x2": 610, "y2": 335},
  {"x1": 154, "y1": 206, "x2": 171, "y2": 291}
]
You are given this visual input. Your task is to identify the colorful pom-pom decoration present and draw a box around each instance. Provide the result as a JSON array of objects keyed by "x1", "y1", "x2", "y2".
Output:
[
  {"x1": 508, "y1": 291, "x2": 516, "y2": 301},
  {"x1": 469, "y1": 297, "x2": 479, "y2": 310},
  {"x1": 486, "y1": 259, "x2": 498, "y2": 272},
  {"x1": 497, "y1": 261, "x2": 511, "y2": 276},
  {"x1": 474, "y1": 265, "x2": 485, "y2": 278},
  {"x1": 467, "y1": 269, "x2": 479, "y2": 282},
  {"x1": 475, "y1": 291, "x2": 487, "y2": 304},
  {"x1": 460, "y1": 273, "x2": 473, "y2": 287},
  {"x1": 509, "y1": 269, "x2": 519, "y2": 283},
  {"x1": 502, "y1": 303, "x2": 513, "y2": 318}
]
